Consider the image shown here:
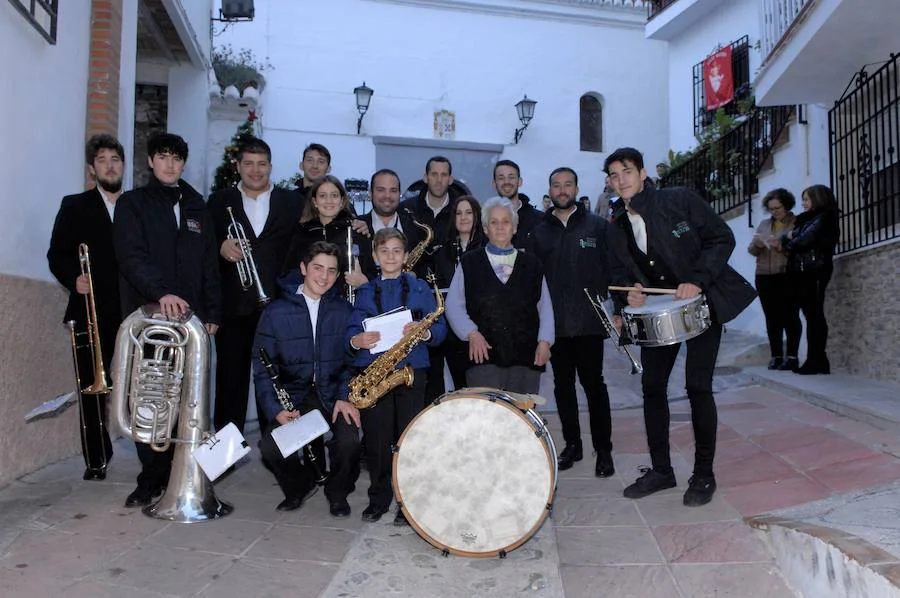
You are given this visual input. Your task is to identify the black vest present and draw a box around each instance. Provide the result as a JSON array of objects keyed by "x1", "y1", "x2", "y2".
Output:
[
  {"x1": 462, "y1": 249, "x2": 542, "y2": 368},
  {"x1": 621, "y1": 217, "x2": 679, "y2": 289}
]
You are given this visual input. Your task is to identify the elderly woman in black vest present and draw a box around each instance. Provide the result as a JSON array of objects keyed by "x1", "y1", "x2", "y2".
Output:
[{"x1": 444, "y1": 197, "x2": 554, "y2": 394}]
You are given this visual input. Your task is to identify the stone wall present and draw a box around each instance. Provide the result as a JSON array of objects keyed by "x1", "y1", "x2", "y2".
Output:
[
  {"x1": 0, "y1": 275, "x2": 81, "y2": 489},
  {"x1": 827, "y1": 241, "x2": 900, "y2": 383}
]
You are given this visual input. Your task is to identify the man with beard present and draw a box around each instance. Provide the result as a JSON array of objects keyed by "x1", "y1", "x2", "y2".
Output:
[
  {"x1": 48, "y1": 134, "x2": 126, "y2": 481},
  {"x1": 492, "y1": 160, "x2": 542, "y2": 248},
  {"x1": 355, "y1": 169, "x2": 424, "y2": 280},
  {"x1": 525, "y1": 167, "x2": 615, "y2": 478},
  {"x1": 208, "y1": 137, "x2": 304, "y2": 436},
  {"x1": 114, "y1": 132, "x2": 222, "y2": 508}
]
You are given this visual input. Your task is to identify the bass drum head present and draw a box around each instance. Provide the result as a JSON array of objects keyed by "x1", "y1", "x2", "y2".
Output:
[{"x1": 393, "y1": 392, "x2": 555, "y2": 557}]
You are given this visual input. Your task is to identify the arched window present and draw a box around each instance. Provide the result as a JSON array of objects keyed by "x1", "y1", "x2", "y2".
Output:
[{"x1": 580, "y1": 93, "x2": 603, "y2": 152}]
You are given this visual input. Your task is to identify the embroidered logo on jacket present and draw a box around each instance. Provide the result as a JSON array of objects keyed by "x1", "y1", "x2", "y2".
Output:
[
  {"x1": 579, "y1": 237, "x2": 597, "y2": 249},
  {"x1": 672, "y1": 221, "x2": 690, "y2": 238},
  {"x1": 186, "y1": 218, "x2": 202, "y2": 234}
]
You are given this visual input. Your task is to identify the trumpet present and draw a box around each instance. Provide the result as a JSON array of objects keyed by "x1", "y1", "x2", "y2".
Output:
[
  {"x1": 77, "y1": 243, "x2": 112, "y2": 395},
  {"x1": 226, "y1": 207, "x2": 270, "y2": 307},
  {"x1": 583, "y1": 289, "x2": 643, "y2": 375}
]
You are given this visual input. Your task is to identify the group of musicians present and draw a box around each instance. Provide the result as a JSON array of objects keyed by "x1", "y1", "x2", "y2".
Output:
[{"x1": 48, "y1": 133, "x2": 755, "y2": 520}]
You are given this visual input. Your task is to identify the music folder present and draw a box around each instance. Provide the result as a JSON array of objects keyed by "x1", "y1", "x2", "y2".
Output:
[
  {"x1": 271, "y1": 409, "x2": 330, "y2": 458},
  {"x1": 193, "y1": 422, "x2": 251, "y2": 481}
]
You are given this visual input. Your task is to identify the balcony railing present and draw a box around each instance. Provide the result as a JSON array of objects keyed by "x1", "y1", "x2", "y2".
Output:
[
  {"x1": 760, "y1": 0, "x2": 813, "y2": 61},
  {"x1": 647, "y1": 0, "x2": 679, "y2": 20},
  {"x1": 660, "y1": 105, "x2": 795, "y2": 220}
]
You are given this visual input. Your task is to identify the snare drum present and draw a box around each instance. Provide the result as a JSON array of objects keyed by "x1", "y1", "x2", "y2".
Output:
[
  {"x1": 622, "y1": 294, "x2": 710, "y2": 347},
  {"x1": 392, "y1": 389, "x2": 557, "y2": 558}
]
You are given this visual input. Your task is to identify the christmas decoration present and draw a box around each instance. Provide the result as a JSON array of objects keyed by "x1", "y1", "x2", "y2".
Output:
[{"x1": 211, "y1": 111, "x2": 258, "y2": 193}]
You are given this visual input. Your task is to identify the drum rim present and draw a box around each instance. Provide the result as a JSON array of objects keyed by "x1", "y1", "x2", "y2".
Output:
[
  {"x1": 623, "y1": 294, "x2": 706, "y2": 315},
  {"x1": 392, "y1": 391, "x2": 556, "y2": 558}
]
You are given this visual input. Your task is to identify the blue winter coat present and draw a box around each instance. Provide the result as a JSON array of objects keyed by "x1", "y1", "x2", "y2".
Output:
[
  {"x1": 345, "y1": 273, "x2": 447, "y2": 370},
  {"x1": 252, "y1": 271, "x2": 354, "y2": 421}
]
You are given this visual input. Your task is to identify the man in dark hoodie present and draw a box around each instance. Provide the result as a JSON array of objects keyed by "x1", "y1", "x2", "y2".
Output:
[
  {"x1": 253, "y1": 241, "x2": 360, "y2": 516},
  {"x1": 492, "y1": 159, "x2": 542, "y2": 248},
  {"x1": 113, "y1": 132, "x2": 222, "y2": 508}
]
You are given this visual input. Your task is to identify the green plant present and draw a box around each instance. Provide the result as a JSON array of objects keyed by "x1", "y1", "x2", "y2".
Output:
[
  {"x1": 210, "y1": 112, "x2": 257, "y2": 193},
  {"x1": 212, "y1": 45, "x2": 270, "y2": 91}
]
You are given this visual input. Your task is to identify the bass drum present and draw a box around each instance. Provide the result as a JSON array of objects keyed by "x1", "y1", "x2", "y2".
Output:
[{"x1": 392, "y1": 389, "x2": 557, "y2": 558}]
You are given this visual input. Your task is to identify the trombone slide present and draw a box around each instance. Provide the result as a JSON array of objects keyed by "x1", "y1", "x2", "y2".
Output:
[{"x1": 583, "y1": 289, "x2": 643, "y2": 375}]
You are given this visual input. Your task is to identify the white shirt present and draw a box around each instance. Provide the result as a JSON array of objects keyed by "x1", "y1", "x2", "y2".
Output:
[
  {"x1": 296, "y1": 284, "x2": 321, "y2": 343},
  {"x1": 628, "y1": 212, "x2": 648, "y2": 254},
  {"x1": 97, "y1": 187, "x2": 116, "y2": 222},
  {"x1": 426, "y1": 193, "x2": 449, "y2": 218},
  {"x1": 370, "y1": 211, "x2": 403, "y2": 235},
  {"x1": 239, "y1": 182, "x2": 273, "y2": 238}
]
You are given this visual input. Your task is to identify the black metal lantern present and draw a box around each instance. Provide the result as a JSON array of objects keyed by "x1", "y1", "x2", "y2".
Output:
[
  {"x1": 514, "y1": 95, "x2": 537, "y2": 143},
  {"x1": 354, "y1": 82, "x2": 374, "y2": 134}
]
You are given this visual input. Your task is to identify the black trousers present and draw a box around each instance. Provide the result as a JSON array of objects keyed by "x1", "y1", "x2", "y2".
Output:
[
  {"x1": 135, "y1": 443, "x2": 174, "y2": 492},
  {"x1": 73, "y1": 336, "x2": 114, "y2": 471},
  {"x1": 551, "y1": 335, "x2": 613, "y2": 454},
  {"x1": 443, "y1": 333, "x2": 470, "y2": 391},
  {"x1": 259, "y1": 408, "x2": 361, "y2": 502},
  {"x1": 360, "y1": 371, "x2": 427, "y2": 510},
  {"x1": 425, "y1": 346, "x2": 446, "y2": 402},
  {"x1": 214, "y1": 312, "x2": 265, "y2": 434},
  {"x1": 789, "y1": 265, "x2": 833, "y2": 363},
  {"x1": 641, "y1": 322, "x2": 722, "y2": 477},
  {"x1": 756, "y1": 273, "x2": 801, "y2": 358}
]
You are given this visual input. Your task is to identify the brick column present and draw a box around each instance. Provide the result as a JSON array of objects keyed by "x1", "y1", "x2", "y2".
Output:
[{"x1": 85, "y1": 0, "x2": 124, "y2": 185}]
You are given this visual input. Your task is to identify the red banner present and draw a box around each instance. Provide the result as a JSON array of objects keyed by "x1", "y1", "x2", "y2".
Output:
[{"x1": 704, "y1": 46, "x2": 734, "y2": 111}]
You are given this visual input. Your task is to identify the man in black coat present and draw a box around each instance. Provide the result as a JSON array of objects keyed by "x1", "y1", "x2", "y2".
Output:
[
  {"x1": 525, "y1": 167, "x2": 615, "y2": 478},
  {"x1": 47, "y1": 134, "x2": 125, "y2": 481},
  {"x1": 604, "y1": 147, "x2": 756, "y2": 508},
  {"x1": 113, "y1": 132, "x2": 222, "y2": 508},
  {"x1": 208, "y1": 137, "x2": 304, "y2": 435},
  {"x1": 493, "y1": 159, "x2": 543, "y2": 248}
]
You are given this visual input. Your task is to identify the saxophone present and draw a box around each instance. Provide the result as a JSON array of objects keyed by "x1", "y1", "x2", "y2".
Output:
[
  {"x1": 348, "y1": 276, "x2": 444, "y2": 409},
  {"x1": 403, "y1": 217, "x2": 433, "y2": 273}
]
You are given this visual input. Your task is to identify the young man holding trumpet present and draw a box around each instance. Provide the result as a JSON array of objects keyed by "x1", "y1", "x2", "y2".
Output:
[{"x1": 604, "y1": 147, "x2": 756, "y2": 507}]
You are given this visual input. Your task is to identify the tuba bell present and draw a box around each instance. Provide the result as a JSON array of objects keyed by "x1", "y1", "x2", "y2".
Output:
[{"x1": 109, "y1": 305, "x2": 232, "y2": 522}]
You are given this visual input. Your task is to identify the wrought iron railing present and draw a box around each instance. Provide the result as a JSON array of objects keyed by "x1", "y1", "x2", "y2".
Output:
[
  {"x1": 692, "y1": 36, "x2": 751, "y2": 136},
  {"x1": 760, "y1": 0, "x2": 813, "y2": 62},
  {"x1": 829, "y1": 53, "x2": 900, "y2": 254},
  {"x1": 7, "y1": 0, "x2": 58, "y2": 44},
  {"x1": 660, "y1": 105, "x2": 795, "y2": 220},
  {"x1": 647, "y1": 0, "x2": 679, "y2": 20}
]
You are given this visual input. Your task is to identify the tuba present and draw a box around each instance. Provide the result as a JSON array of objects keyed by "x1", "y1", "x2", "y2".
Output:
[
  {"x1": 403, "y1": 218, "x2": 433, "y2": 273},
  {"x1": 348, "y1": 275, "x2": 444, "y2": 409},
  {"x1": 109, "y1": 305, "x2": 232, "y2": 522}
]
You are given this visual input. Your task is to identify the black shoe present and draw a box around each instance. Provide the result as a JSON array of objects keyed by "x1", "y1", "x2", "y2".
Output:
[
  {"x1": 778, "y1": 357, "x2": 799, "y2": 371},
  {"x1": 124, "y1": 487, "x2": 153, "y2": 508},
  {"x1": 83, "y1": 467, "x2": 106, "y2": 481},
  {"x1": 276, "y1": 485, "x2": 318, "y2": 512},
  {"x1": 623, "y1": 468, "x2": 677, "y2": 499},
  {"x1": 557, "y1": 445, "x2": 583, "y2": 471},
  {"x1": 767, "y1": 357, "x2": 783, "y2": 370},
  {"x1": 795, "y1": 358, "x2": 829, "y2": 375},
  {"x1": 595, "y1": 453, "x2": 615, "y2": 478},
  {"x1": 394, "y1": 508, "x2": 409, "y2": 527},
  {"x1": 329, "y1": 500, "x2": 351, "y2": 518},
  {"x1": 683, "y1": 475, "x2": 717, "y2": 507},
  {"x1": 361, "y1": 504, "x2": 389, "y2": 522}
]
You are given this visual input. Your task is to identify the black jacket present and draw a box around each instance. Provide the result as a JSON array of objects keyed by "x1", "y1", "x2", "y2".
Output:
[
  {"x1": 282, "y1": 213, "x2": 368, "y2": 295},
  {"x1": 113, "y1": 176, "x2": 222, "y2": 324},
  {"x1": 513, "y1": 193, "x2": 543, "y2": 249},
  {"x1": 607, "y1": 186, "x2": 756, "y2": 324},
  {"x1": 252, "y1": 271, "x2": 353, "y2": 420},
  {"x1": 525, "y1": 205, "x2": 610, "y2": 338},
  {"x1": 355, "y1": 209, "x2": 426, "y2": 280},
  {"x1": 782, "y1": 208, "x2": 839, "y2": 272},
  {"x1": 434, "y1": 234, "x2": 487, "y2": 291},
  {"x1": 400, "y1": 180, "x2": 470, "y2": 271},
  {"x1": 208, "y1": 187, "x2": 304, "y2": 316}
]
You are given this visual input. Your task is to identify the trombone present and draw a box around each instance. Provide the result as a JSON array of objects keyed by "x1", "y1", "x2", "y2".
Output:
[
  {"x1": 77, "y1": 243, "x2": 112, "y2": 395},
  {"x1": 226, "y1": 206, "x2": 270, "y2": 306},
  {"x1": 583, "y1": 289, "x2": 643, "y2": 375}
]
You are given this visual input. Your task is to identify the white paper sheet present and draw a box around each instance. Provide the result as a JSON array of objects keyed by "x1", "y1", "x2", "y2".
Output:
[
  {"x1": 271, "y1": 409, "x2": 330, "y2": 458},
  {"x1": 362, "y1": 308, "x2": 412, "y2": 354},
  {"x1": 193, "y1": 423, "x2": 251, "y2": 481}
]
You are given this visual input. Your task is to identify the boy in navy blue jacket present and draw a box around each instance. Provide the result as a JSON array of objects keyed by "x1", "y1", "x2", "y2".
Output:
[
  {"x1": 253, "y1": 241, "x2": 361, "y2": 516},
  {"x1": 346, "y1": 228, "x2": 447, "y2": 524}
]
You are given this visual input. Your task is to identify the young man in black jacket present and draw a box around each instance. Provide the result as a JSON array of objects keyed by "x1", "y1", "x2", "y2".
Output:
[
  {"x1": 525, "y1": 167, "x2": 615, "y2": 478},
  {"x1": 604, "y1": 147, "x2": 756, "y2": 507},
  {"x1": 492, "y1": 159, "x2": 543, "y2": 248},
  {"x1": 208, "y1": 137, "x2": 304, "y2": 435},
  {"x1": 113, "y1": 132, "x2": 222, "y2": 508},
  {"x1": 47, "y1": 134, "x2": 125, "y2": 481}
]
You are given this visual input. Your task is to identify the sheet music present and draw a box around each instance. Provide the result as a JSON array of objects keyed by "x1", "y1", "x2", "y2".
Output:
[
  {"x1": 24, "y1": 392, "x2": 77, "y2": 422},
  {"x1": 362, "y1": 308, "x2": 412, "y2": 354}
]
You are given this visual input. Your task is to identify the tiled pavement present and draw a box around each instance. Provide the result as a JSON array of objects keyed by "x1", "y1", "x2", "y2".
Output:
[{"x1": 4, "y1": 365, "x2": 900, "y2": 595}]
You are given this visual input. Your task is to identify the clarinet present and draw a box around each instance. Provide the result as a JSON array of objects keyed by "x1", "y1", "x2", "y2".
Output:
[{"x1": 258, "y1": 348, "x2": 328, "y2": 485}]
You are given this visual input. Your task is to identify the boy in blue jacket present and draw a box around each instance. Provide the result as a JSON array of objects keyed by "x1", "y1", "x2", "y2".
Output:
[
  {"x1": 253, "y1": 241, "x2": 361, "y2": 516},
  {"x1": 346, "y1": 228, "x2": 447, "y2": 525}
]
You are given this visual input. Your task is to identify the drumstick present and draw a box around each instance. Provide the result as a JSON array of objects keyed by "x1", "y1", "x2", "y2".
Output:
[{"x1": 608, "y1": 285, "x2": 678, "y2": 295}]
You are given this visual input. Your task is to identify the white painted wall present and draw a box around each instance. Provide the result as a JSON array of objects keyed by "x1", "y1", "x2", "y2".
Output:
[
  {"x1": 0, "y1": 2, "x2": 92, "y2": 281},
  {"x1": 211, "y1": 0, "x2": 669, "y2": 203},
  {"x1": 168, "y1": 65, "x2": 213, "y2": 192},
  {"x1": 120, "y1": 0, "x2": 140, "y2": 191}
]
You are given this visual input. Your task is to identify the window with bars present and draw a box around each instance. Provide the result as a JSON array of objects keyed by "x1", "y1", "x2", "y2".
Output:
[
  {"x1": 692, "y1": 35, "x2": 750, "y2": 136},
  {"x1": 7, "y1": 0, "x2": 58, "y2": 44},
  {"x1": 580, "y1": 93, "x2": 603, "y2": 153}
]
